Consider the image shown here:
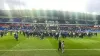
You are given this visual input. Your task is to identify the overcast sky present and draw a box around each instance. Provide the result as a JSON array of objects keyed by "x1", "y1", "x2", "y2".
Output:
[{"x1": 0, "y1": 0, "x2": 100, "y2": 14}]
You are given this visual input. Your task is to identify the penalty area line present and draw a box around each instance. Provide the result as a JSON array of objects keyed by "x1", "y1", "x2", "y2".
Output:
[{"x1": 0, "y1": 49, "x2": 100, "y2": 51}]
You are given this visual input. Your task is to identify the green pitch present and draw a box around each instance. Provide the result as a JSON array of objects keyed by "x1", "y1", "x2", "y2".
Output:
[{"x1": 0, "y1": 33, "x2": 100, "y2": 56}]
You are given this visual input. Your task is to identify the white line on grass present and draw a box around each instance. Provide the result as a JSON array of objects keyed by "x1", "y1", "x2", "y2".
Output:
[{"x1": 1, "y1": 49, "x2": 100, "y2": 51}]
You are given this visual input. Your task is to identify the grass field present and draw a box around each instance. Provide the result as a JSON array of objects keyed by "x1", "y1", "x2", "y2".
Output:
[{"x1": 0, "y1": 33, "x2": 100, "y2": 56}]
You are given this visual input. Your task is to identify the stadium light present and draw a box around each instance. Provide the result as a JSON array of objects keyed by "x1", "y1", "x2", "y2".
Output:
[
  {"x1": 86, "y1": 12, "x2": 90, "y2": 14},
  {"x1": 92, "y1": 12, "x2": 97, "y2": 15},
  {"x1": 4, "y1": 3, "x2": 10, "y2": 10}
]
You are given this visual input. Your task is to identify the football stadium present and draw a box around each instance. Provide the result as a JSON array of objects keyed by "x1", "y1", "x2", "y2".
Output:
[{"x1": 0, "y1": 0, "x2": 100, "y2": 56}]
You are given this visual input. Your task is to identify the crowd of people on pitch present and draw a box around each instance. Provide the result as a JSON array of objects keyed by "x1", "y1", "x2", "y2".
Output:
[
  {"x1": 0, "y1": 30, "x2": 8, "y2": 37},
  {"x1": 22, "y1": 30, "x2": 98, "y2": 40},
  {"x1": 61, "y1": 31, "x2": 97, "y2": 38},
  {"x1": 0, "y1": 30, "x2": 19, "y2": 41},
  {"x1": 0, "y1": 30, "x2": 98, "y2": 41}
]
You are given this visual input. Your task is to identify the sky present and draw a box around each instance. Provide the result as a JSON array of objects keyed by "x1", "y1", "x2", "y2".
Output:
[{"x1": 0, "y1": 0, "x2": 100, "y2": 14}]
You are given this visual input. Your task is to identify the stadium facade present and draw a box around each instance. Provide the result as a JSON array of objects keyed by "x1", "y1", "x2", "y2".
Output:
[{"x1": 0, "y1": 10, "x2": 100, "y2": 31}]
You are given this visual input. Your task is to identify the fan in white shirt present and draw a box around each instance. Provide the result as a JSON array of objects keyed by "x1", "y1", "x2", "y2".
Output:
[{"x1": 61, "y1": 41, "x2": 65, "y2": 53}]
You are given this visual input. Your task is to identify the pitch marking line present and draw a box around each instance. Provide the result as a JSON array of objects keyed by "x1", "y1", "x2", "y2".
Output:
[{"x1": 0, "y1": 49, "x2": 100, "y2": 51}]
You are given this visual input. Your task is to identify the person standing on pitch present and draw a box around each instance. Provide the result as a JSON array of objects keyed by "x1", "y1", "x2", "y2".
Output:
[
  {"x1": 61, "y1": 41, "x2": 65, "y2": 53},
  {"x1": 58, "y1": 40, "x2": 61, "y2": 51},
  {"x1": 10, "y1": 31, "x2": 12, "y2": 36},
  {"x1": 0, "y1": 31, "x2": 4, "y2": 37},
  {"x1": 40, "y1": 32, "x2": 44, "y2": 40},
  {"x1": 14, "y1": 32, "x2": 18, "y2": 41}
]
